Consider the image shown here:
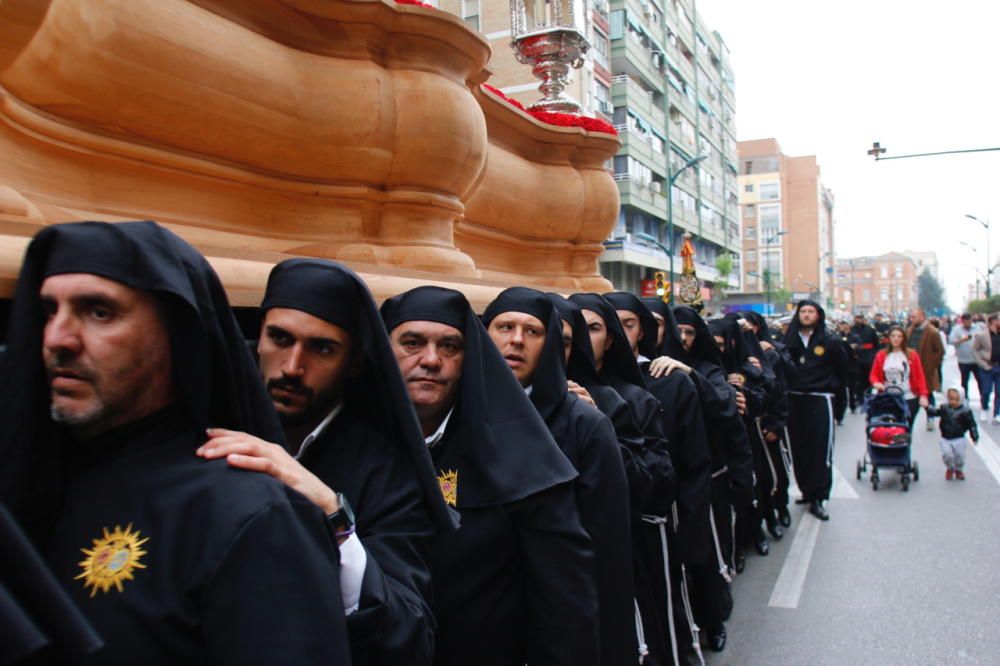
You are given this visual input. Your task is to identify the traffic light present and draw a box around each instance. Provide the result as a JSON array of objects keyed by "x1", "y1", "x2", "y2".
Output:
[{"x1": 654, "y1": 271, "x2": 669, "y2": 302}]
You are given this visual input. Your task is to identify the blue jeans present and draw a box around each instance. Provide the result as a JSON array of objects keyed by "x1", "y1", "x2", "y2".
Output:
[{"x1": 981, "y1": 365, "x2": 1000, "y2": 415}]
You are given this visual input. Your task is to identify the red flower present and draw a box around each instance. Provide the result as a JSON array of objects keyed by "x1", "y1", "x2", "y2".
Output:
[
  {"x1": 396, "y1": 0, "x2": 436, "y2": 8},
  {"x1": 481, "y1": 85, "x2": 617, "y2": 135}
]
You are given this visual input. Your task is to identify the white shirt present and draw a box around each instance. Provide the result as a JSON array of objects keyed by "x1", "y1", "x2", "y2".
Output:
[
  {"x1": 296, "y1": 402, "x2": 367, "y2": 614},
  {"x1": 798, "y1": 329, "x2": 813, "y2": 349},
  {"x1": 883, "y1": 350, "x2": 914, "y2": 399},
  {"x1": 424, "y1": 407, "x2": 454, "y2": 448}
]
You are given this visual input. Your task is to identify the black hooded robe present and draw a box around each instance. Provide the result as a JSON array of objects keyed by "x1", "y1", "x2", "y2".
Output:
[
  {"x1": 0, "y1": 222, "x2": 351, "y2": 665},
  {"x1": 486, "y1": 288, "x2": 637, "y2": 666},
  {"x1": 260, "y1": 259, "x2": 457, "y2": 666},
  {"x1": 381, "y1": 287, "x2": 599, "y2": 666},
  {"x1": 782, "y1": 300, "x2": 848, "y2": 504}
]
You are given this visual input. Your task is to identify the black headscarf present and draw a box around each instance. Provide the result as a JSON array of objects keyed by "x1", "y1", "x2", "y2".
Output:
[
  {"x1": 723, "y1": 313, "x2": 774, "y2": 382},
  {"x1": 642, "y1": 297, "x2": 684, "y2": 357},
  {"x1": 261, "y1": 258, "x2": 456, "y2": 531},
  {"x1": 673, "y1": 305, "x2": 724, "y2": 368},
  {"x1": 740, "y1": 310, "x2": 779, "y2": 346},
  {"x1": 601, "y1": 292, "x2": 659, "y2": 360},
  {"x1": 545, "y1": 293, "x2": 603, "y2": 387},
  {"x1": 783, "y1": 299, "x2": 829, "y2": 347},
  {"x1": 482, "y1": 287, "x2": 568, "y2": 425},
  {"x1": 568, "y1": 293, "x2": 646, "y2": 388},
  {"x1": 381, "y1": 286, "x2": 576, "y2": 508},
  {"x1": 707, "y1": 317, "x2": 745, "y2": 375},
  {"x1": 0, "y1": 221, "x2": 284, "y2": 536}
]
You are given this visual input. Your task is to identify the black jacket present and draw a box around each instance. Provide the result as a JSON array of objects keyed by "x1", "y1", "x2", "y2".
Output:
[{"x1": 926, "y1": 403, "x2": 979, "y2": 441}]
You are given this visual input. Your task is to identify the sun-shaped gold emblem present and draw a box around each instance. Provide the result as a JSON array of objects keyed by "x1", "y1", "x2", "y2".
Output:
[
  {"x1": 438, "y1": 469, "x2": 458, "y2": 507},
  {"x1": 76, "y1": 524, "x2": 149, "y2": 597}
]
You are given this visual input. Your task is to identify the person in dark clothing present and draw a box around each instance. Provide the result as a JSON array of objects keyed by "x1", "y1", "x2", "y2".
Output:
[
  {"x1": 648, "y1": 307, "x2": 753, "y2": 654},
  {"x1": 835, "y1": 320, "x2": 858, "y2": 421},
  {"x1": 198, "y1": 258, "x2": 455, "y2": 666},
  {"x1": 740, "y1": 311, "x2": 793, "y2": 532},
  {"x1": 0, "y1": 221, "x2": 352, "y2": 665},
  {"x1": 926, "y1": 387, "x2": 979, "y2": 480},
  {"x1": 782, "y1": 300, "x2": 848, "y2": 521},
  {"x1": 381, "y1": 286, "x2": 599, "y2": 666},
  {"x1": 850, "y1": 314, "x2": 880, "y2": 406},
  {"x1": 483, "y1": 287, "x2": 637, "y2": 666}
]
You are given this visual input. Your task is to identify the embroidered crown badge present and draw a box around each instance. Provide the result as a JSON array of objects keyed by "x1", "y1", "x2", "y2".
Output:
[
  {"x1": 438, "y1": 470, "x2": 458, "y2": 507},
  {"x1": 76, "y1": 524, "x2": 149, "y2": 597}
]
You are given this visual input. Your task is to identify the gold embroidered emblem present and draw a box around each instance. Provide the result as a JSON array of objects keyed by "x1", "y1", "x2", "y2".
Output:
[
  {"x1": 813, "y1": 345, "x2": 826, "y2": 356},
  {"x1": 438, "y1": 470, "x2": 458, "y2": 507},
  {"x1": 76, "y1": 524, "x2": 149, "y2": 597}
]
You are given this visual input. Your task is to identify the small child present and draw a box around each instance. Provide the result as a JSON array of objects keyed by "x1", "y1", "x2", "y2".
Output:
[{"x1": 926, "y1": 387, "x2": 979, "y2": 480}]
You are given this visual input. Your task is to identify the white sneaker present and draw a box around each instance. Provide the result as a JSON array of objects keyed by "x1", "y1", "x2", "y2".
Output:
[
  {"x1": 981, "y1": 411, "x2": 990, "y2": 423},
  {"x1": 993, "y1": 415, "x2": 1000, "y2": 425}
]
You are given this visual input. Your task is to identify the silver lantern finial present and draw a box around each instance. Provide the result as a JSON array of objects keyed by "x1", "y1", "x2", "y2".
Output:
[{"x1": 509, "y1": 0, "x2": 590, "y2": 114}]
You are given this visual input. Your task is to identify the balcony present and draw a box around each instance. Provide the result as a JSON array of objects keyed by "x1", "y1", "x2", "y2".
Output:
[
  {"x1": 611, "y1": 31, "x2": 665, "y2": 93},
  {"x1": 611, "y1": 75, "x2": 665, "y2": 128},
  {"x1": 614, "y1": 174, "x2": 668, "y2": 219},
  {"x1": 599, "y1": 236, "x2": 724, "y2": 283}
]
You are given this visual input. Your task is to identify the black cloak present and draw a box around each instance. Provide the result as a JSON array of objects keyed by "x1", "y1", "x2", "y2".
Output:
[
  {"x1": 782, "y1": 299, "x2": 848, "y2": 395},
  {"x1": 1, "y1": 221, "x2": 351, "y2": 665},
  {"x1": 381, "y1": 286, "x2": 599, "y2": 666},
  {"x1": 261, "y1": 258, "x2": 456, "y2": 666},
  {"x1": 484, "y1": 287, "x2": 636, "y2": 666}
]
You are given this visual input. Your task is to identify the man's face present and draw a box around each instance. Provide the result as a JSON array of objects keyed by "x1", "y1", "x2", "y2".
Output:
[
  {"x1": 990, "y1": 318, "x2": 1000, "y2": 333},
  {"x1": 713, "y1": 335, "x2": 726, "y2": 353},
  {"x1": 41, "y1": 273, "x2": 174, "y2": 437},
  {"x1": 854, "y1": 316, "x2": 865, "y2": 326},
  {"x1": 581, "y1": 309, "x2": 613, "y2": 371},
  {"x1": 560, "y1": 319, "x2": 573, "y2": 365},
  {"x1": 616, "y1": 309, "x2": 644, "y2": 356},
  {"x1": 651, "y1": 312, "x2": 666, "y2": 348},
  {"x1": 912, "y1": 309, "x2": 926, "y2": 325},
  {"x1": 961, "y1": 316, "x2": 972, "y2": 329},
  {"x1": 390, "y1": 321, "x2": 464, "y2": 415},
  {"x1": 258, "y1": 308, "x2": 356, "y2": 426},
  {"x1": 486, "y1": 311, "x2": 546, "y2": 387},
  {"x1": 798, "y1": 305, "x2": 819, "y2": 328},
  {"x1": 677, "y1": 324, "x2": 697, "y2": 352}
]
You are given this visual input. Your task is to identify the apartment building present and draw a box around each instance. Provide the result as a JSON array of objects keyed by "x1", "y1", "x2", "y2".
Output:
[
  {"x1": 436, "y1": 0, "x2": 741, "y2": 299},
  {"x1": 834, "y1": 252, "x2": 920, "y2": 315},
  {"x1": 738, "y1": 138, "x2": 835, "y2": 312}
]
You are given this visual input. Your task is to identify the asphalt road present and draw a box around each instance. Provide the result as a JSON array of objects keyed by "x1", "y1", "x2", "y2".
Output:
[{"x1": 708, "y1": 355, "x2": 1000, "y2": 666}]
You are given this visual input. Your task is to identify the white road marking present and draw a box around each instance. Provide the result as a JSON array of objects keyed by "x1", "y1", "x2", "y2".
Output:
[
  {"x1": 970, "y1": 425, "x2": 1000, "y2": 486},
  {"x1": 787, "y1": 465, "x2": 858, "y2": 500},
  {"x1": 768, "y1": 512, "x2": 822, "y2": 609}
]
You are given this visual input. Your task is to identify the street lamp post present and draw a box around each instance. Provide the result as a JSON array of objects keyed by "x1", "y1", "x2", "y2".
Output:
[
  {"x1": 664, "y1": 153, "x2": 708, "y2": 301},
  {"x1": 817, "y1": 250, "x2": 831, "y2": 306},
  {"x1": 761, "y1": 230, "x2": 788, "y2": 315},
  {"x1": 966, "y1": 214, "x2": 991, "y2": 298}
]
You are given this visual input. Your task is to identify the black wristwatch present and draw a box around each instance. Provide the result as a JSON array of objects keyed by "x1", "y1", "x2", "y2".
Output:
[{"x1": 326, "y1": 492, "x2": 355, "y2": 534}]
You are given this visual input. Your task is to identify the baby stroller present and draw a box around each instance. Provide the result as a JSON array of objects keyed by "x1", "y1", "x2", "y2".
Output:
[{"x1": 856, "y1": 387, "x2": 920, "y2": 491}]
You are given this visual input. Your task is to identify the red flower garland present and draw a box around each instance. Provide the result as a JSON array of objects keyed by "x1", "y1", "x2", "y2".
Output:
[
  {"x1": 481, "y1": 85, "x2": 617, "y2": 136},
  {"x1": 396, "y1": 0, "x2": 436, "y2": 8}
]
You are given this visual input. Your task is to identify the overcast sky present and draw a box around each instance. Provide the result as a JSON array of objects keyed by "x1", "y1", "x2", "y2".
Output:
[{"x1": 699, "y1": 0, "x2": 1000, "y2": 309}]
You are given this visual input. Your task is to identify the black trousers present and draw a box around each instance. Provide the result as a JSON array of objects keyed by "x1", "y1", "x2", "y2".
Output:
[
  {"x1": 787, "y1": 393, "x2": 834, "y2": 503},
  {"x1": 959, "y1": 362, "x2": 981, "y2": 399}
]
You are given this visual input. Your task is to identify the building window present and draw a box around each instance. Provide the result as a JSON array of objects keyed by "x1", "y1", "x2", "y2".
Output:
[
  {"x1": 863, "y1": 289, "x2": 871, "y2": 302},
  {"x1": 592, "y1": 78, "x2": 611, "y2": 116},
  {"x1": 745, "y1": 249, "x2": 757, "y2": 263},
  {"x1": 759, "y1": 181, "x2": 780, "y2": 201},
  {"x1": 880, "y1": 266, "x2": 888, "y2": 279},
  {"x1": 761, "y1": 249, "x2": 781, "y2": 282},
  {"x1": 743, "y1": 204, "x2": 755, "y2": 218},
  {"x1": 895, "y1": 264, "x2": 903, "y2": 278},
  {"x1": 744, "y1": 183, "x2": 754, "y2": 193},
  {"x1": 880, "y1": 287, "x2": 889, "y2": 300},
  {"x1": 592, "y1": 30, "x2": 610, "y2": 70},
  {"x1": 744, "y1": 225, "x2": 755, "y2": 239},
  {"x1": 462, "y1": 0, "x2": 479, "y2": 31},
  {"x1": 758, "y1": 204, "x2": 781, "y2": 239}
]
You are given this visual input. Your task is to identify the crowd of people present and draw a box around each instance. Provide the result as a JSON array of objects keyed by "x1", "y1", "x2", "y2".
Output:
[{"x1": 0, "y1": 221, "x2": 875, "y2": 665}]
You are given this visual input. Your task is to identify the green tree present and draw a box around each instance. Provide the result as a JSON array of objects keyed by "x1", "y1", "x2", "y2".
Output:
[
  {"x1": 917, "y1": 268, "x2": 948, "y2": 315},
  {"x1": 713, "y1": 253, "x2": 733, "y2": 298},
  {"x1": 967, "y1": 295, "x2": 1000, "y2": 314}
]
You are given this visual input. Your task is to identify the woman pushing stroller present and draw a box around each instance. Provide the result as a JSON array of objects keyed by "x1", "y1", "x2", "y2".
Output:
[{"x1": 869, "y1": 325, "x2": 929, "y2": 428}]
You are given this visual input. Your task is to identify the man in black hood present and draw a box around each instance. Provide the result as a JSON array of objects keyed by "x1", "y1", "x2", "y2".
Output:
[
  {"x1": 484, "y1": 287, "x2": 637, "y2": 666},
  {"x1": 849, "y1": 313, "x2": 880, "y2": 407},
  {"x1": 381, "y1": 286, "x2": 599, "y2": 666},
  {"x1": 782, "y1": 300, "x2": 848, "y2": 521},
  {"x1": 0, "y1": 221, "x2": 351, "y2": 664},
  {"x1": 197, "y1": 258, "x2": 455, "y2": 665},
  {"x1": 650, "y1": 306, "x2": 753, "y2": 654}
]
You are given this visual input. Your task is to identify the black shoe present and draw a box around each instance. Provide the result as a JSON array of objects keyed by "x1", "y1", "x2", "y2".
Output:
[
  {"x1": 809, "y1": 501, "x2": 830, "y2": 521},
  {"x1": 767, "y1": 521, "x2": 784, "y2": 540},
  {"x1": 733, "y1": 553, "x2": 746, "y2": 574},
  {"x1": 777, "y1": 506, "x2": 792, "y2": 528},
  {"x1": 707, "y1": 624, "x2": 727, "y2": 652},
  {"x1": 754, "y1": 528, "x2": 770, "y2": 556},
  {"x1": 795, "y1": 497, "x2": 810, "y2": 505}
]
